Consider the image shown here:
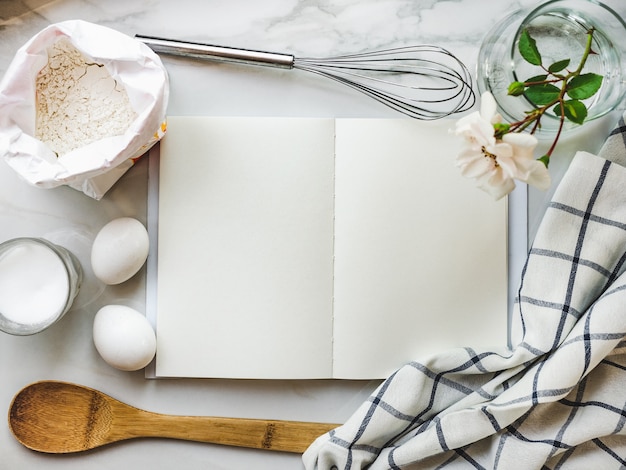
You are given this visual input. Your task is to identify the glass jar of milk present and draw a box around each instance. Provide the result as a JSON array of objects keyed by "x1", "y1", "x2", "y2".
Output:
[{"x1": 0, "y1": 238, "x2": 82, "y2": 335}]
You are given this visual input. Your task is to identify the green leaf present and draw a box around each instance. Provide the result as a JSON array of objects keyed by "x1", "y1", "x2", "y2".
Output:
[
  {"x1": 553, "y1": 100, "x2": 588, "y2": 124},
  {"x1": 518, "y1": 29, "x2": 542, "y2": 66},
  {"x1": 524, "y1": 74, "x2": 548, "y2": 84},
  {"x1": 525, "y1": 83, "x2": 561, "y2": 105},
  {"x1": 566, "y1": 73, "x2": 603, "y2": 100},
  {"x1": 548, "y1": 59, "x2": 570, "y2": 74}
]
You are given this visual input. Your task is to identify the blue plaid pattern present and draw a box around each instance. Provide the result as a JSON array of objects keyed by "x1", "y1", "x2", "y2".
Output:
[{"x1": 304, "y1": 113, "x2": 626, "y2": 470}]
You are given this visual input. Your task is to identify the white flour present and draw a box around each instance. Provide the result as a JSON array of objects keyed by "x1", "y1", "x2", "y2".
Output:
[{"x1": 35, "y1": 38, "x2": 137, "y2": 157}]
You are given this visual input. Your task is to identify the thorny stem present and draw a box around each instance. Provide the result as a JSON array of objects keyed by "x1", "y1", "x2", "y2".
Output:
[
  {"x1": 574, "y1": 27, "x2": 596, "y2": 74},
  {"x1": 506, "y1": 27, "x2": 597, "y2": 164},
  {"x1": 547, "y1": 100, "x2": 566, "y2": 158}
]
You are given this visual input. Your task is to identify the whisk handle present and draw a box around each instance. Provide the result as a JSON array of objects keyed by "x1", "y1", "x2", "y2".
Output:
[{"x1": 136, "y1": 35, "x2": 294, "y2": 69}]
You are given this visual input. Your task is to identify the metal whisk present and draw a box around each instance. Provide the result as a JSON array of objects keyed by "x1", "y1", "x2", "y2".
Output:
[{"x1": 136, "y1": 35, "x2": 475, "y2": 120}]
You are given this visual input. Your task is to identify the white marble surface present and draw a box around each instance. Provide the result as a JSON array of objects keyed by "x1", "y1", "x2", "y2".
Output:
[{"x1": 1, "y1": 1, "x2": 625, "y2": 469}]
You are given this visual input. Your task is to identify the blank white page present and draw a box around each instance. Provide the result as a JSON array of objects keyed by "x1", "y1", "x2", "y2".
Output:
[
  {"x1": 155, "y1": 117, "x2": 335, "y2": 379},
  {"x1": 332, "y1": 119, "x2": 508, "y2": 379}
]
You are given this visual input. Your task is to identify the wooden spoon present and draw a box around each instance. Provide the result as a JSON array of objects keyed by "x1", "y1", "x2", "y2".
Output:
[{"x1": 8, "y1": 380, "x2": 338, "y2": 454}]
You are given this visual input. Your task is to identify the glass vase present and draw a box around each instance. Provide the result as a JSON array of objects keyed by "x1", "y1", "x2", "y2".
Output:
[{"x1": 477, "y1": 0, "x2": 626, "y2": 135}]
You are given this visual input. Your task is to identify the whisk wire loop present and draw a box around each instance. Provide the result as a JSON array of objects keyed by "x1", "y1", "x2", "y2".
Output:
[
  {"x1": 294, "y1": 45, "x2": 475, "y2": 119},
  {"x1": 136, "y1": 35, "x2": 476, "y2": 120}
]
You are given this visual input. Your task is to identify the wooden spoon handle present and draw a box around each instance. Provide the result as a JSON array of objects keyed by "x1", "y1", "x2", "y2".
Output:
[
  {"x1": 128, "y1": 411, "x2": 337, "y2": 453},
  {"x1": 9, "y1": 381, "x2": 339, "y2": 454}
]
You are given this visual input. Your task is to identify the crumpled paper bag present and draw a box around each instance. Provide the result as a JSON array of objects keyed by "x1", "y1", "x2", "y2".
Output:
[{"x1": 0, "y1": 20, "x2": 169, "y2": 199}]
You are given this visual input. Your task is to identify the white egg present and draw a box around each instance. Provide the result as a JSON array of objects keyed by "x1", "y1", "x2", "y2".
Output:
[
  {"x1": 93, "y1": 305, "x2": 156, "y2": 371},
  {"x1": 91, "y1": 217, "x2": 149, "y2": 285}
]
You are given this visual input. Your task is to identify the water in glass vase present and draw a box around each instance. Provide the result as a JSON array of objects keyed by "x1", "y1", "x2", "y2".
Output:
[{"x1": 478, "y1": 0, "x2": 626, "y2": 135}]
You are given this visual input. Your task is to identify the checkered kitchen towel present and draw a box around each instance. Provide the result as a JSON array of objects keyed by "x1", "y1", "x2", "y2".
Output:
[{"x1": 303, "y1": 113, "x2": 626, "y2": 470}]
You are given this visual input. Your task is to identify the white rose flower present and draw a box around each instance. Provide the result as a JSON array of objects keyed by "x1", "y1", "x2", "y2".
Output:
[{"x1": 455, "y1": 92, "x2": 551, "y2": 200}]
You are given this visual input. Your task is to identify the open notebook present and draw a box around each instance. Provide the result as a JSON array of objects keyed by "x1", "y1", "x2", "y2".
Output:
[{"x1": 146, "y1": 116, "x2": 520, "y2": 380}]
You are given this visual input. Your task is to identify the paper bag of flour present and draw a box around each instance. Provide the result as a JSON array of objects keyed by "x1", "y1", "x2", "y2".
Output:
[{"x1": 0, "y1": 20, "x2": 169, "y2": 199}]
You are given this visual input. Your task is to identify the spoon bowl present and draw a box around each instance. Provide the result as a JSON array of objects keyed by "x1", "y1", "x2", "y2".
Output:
[{"x1": 9, "y1": 381, "x2": 338, "y2": 454}]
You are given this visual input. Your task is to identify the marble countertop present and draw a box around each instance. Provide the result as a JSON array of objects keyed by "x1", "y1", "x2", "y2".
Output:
[{"x1": 1, "y1": 1, "x2": 624, "y2": 469}]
